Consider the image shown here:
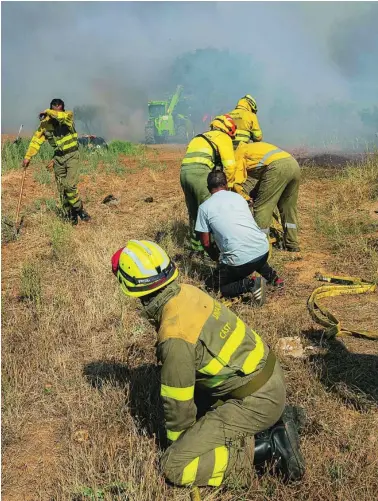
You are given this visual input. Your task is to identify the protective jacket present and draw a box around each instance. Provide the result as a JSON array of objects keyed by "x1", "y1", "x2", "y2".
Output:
[
  {"x1": 25, "y1": 109, "x2": 78, "y2": 160},
  {"x1": 234, "y1": 142, "x2": 292, "y2": 200},
  {"x1": 228, "y1": 99, "x2": 263, "y2": 147},
  {"x1": 181, "y1": 130, "x2": 237, "y2": 187},
  {"x1": 154, "y1": 283, "x2": 270, "y2": 443}
]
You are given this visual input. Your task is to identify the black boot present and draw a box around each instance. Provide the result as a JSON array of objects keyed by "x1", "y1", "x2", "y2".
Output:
[
  {"x1": 253, "y1": 406, "x2": 305, "y2": 482},
  {"x1": 68, "y1": 208, "x2": 78, "y2": 226},
  {"x1": 76, "y1": 204, "x2": 91, "y2": 222},
  {"x1": 60, "y1": 207, "x2": 78, "y2": 225}
]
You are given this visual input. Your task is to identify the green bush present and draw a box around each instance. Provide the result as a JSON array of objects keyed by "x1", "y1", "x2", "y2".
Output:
[{"x1": 107, "y1": 140, "x2": 144, "y2": 156}]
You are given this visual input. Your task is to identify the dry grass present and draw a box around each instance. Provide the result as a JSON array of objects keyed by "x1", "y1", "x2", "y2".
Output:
[{"x1": 1, "y1": 147, "x2": 378, "y2": 501}]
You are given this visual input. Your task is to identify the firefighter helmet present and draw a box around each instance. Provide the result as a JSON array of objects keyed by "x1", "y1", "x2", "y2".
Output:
[
  {"x1": 111, "y1": 240, "x2": 178, "y2": 297},
  {"x1": 237, "y1": 95, "x2": 258, "y2": 113},
  {"x1": 210, "y1": 114, "x2": 237, "y2": 138}
]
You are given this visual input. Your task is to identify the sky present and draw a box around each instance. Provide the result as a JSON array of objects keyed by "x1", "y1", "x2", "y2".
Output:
[{"x1": 2, "y1": 1, "x2": 378, "y2": 148}]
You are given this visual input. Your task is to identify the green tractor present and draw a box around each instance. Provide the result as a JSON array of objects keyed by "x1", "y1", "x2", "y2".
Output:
[{"x1": 145, "y1": 85, "x2": 194, "y2": 144}]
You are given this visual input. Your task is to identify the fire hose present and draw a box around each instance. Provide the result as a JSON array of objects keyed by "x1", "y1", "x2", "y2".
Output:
[{"x1": 308, "y1": 274, "x2": 377, "y2": 340}]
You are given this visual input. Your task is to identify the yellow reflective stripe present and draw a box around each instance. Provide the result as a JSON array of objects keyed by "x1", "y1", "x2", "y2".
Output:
[
  {"x1": 167, "y1": 429, "x2": 184, "y2": 441},
  {"x1": 242, "y1": 332, "x2": 265, "y2": 374},
  {"x1": 199, "y1": 318, "x2": 245, "y2": 376},
  {"x1": 61, "y1": 141, "x2": 78, "y2": 150},
  {"x1": 160, "y1": 384, "x2": 194, "y2": 401},
  {"x1": 235, "y1": 130, "x2": 250, "y2": 138},
  {"x1": 252, "y1": 131, "x2": 263, "y2": 141},
  {"x1": 32, "y1": 137, "x2": 45, "y2": 145},
  {"x1": 56, "y1": 133, "x2": 78, "y2": 145},
  {"x1": 181, "y1": 456, "x2": 199, "y2": 486},
  {"x1": 208, "y1": 446, "x2": 229, "y2": 486},
  {"x1": 182, "y1": 156, "x2": 213, "y2": 168}
]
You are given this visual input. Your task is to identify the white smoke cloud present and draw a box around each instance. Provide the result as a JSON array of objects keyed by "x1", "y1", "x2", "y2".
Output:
[{"x1": 2, "y1": 1, "x2": 377, "y2": 148}]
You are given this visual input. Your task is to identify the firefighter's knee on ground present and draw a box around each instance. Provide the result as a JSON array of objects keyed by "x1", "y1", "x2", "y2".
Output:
[{"x1": 161, "y1": 449, "x2": 187, "y2": 486}]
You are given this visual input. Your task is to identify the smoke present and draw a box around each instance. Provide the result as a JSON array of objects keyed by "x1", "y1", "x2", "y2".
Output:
[{"x1": 2, "y1": 1, "x2": 378, "y2": 149}]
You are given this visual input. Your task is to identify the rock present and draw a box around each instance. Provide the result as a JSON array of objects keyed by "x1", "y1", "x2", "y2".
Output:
[
  {"x1": 276, "y1": 336, "x2": 305, "y2": 358},
  {"x1": 144, "y1": 197, "x2": 154, "y2": 203},
  {"x1": 102, "y1": 194, "x2": 119, "y2": 206}
]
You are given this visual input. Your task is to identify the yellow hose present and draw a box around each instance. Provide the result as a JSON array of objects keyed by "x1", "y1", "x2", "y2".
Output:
[{"x1": 307, "y1": 274, "x2": 377, "y2": 339}]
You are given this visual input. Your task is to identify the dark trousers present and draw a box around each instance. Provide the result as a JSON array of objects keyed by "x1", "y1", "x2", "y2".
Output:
[{"x1": 206, "y1": 252, "x2": 278, "y2": 297}]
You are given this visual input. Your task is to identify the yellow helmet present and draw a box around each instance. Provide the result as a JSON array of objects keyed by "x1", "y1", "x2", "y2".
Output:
[
  {"x1": 210, "y1": 114, "x2": 237, "y2": 138},
  {"x1": 111, "y1": 240, "x2": 179, "y2": 297},
  {"x1": 237, "y1": 95, "x2": 258, "y2": 113}
]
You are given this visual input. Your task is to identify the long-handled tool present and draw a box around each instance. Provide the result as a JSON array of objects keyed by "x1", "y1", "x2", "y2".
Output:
[
  {"x1": 14, "y1": 166, "x2": 27, "y2": 234},
  {"x1": 13, "y1": 124, "x2": 24, "y2": 145}
]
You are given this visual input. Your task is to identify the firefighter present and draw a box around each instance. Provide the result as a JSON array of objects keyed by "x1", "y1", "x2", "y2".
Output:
[
  {"x1": 233, "y1": 142, "x2": 301, "y2": 252},
  {"x1": 195, "y1": 170, "x2": 283, "y2": 306},
  {"x1": 22, "y1": 98, "x2": 91, "y2": 225},
  {"x1": 111, "y1": 240, "x2": 305, "y2": 489},
  {"x1": 227, "y1": 95, "x2": 263, "y2": 149},
  {"x1": 180, "y1": 115, "x2": 237, "y2": 253}
]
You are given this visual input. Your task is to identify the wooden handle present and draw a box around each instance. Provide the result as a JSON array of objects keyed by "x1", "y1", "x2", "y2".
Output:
[{"x1": 15, "y1": 168, "x2": 27, "y2": 228}]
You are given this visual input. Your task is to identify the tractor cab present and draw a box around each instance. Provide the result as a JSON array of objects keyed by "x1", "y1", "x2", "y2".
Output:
[{"x1": 145, "y1": 86, "x2": 194, "y2": 145}]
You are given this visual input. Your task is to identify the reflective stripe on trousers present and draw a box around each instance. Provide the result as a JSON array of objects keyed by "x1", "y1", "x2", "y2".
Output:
[{"x1": 181, "y1": 446, "x2": 229, "y2": 486}]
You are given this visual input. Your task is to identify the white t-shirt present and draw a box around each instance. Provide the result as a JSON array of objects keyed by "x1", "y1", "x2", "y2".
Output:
[{"x1": 195, "y1": 190, "x2": 269, "y2": 266}]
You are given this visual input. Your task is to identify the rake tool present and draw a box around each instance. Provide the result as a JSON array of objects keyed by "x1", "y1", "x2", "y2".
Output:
[
  {"x1": 14, "y1": 166, "x2": 27, "y2": 235},
  {"x1": 13, "y1": 124, "x2": 24, "y2": 145}
]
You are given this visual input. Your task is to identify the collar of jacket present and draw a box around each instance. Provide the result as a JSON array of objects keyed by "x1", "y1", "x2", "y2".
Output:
[{"x1": 142, "y1": 281, "x2": 181, "y2": 324}]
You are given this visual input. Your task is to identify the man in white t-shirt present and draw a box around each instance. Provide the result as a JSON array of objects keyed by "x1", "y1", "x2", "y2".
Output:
[{"x1": 195, "y1": 170, "x2": 283, "y2": 305}]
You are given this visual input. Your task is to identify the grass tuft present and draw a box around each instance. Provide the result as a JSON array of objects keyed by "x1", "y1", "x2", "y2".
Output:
[{"x1": 20, "y1": 262, "x2": 42, "y2": 307}]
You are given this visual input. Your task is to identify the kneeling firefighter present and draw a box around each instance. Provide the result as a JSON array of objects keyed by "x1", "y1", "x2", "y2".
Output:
[
  {"x1": 22, "y1": 98, "x2": 91, "y2": 225},
  {"x1": 111, "y1": 240, "x2": 305, "y2": 489},
  {"x1": 180, "y1": 115, "x2": 237, "y2": 253}
]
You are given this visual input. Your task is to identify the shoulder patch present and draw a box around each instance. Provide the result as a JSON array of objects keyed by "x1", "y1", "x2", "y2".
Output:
[{"x1": 158, "y1": 284, "x2": 214, "y2": 345}]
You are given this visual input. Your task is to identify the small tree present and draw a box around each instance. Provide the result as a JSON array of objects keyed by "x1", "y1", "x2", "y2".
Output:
[
  {"x1": 168, "y1": 48, "x2": 262, "y2": 130},
  {"x1": 73, "y1": 105, "x2": 102, "y2": 135}
]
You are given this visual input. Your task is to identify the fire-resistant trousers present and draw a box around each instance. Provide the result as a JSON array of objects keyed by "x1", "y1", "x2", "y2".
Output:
[
  {"x1": 180, "y1": 164, "x2": 211, "y2": 251},
  {"x1": 205, "y1": 252, "x2": 279, "y2": 297},
  {"x1": 245, "y1": 158, "x2": 300, "y2": 251},
  {"x1": 53, "y1": 150, "x2": 82, "y2": 215},
  {"x1": 161, "y1": 359, "x2": 286, "y2": 487}
]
